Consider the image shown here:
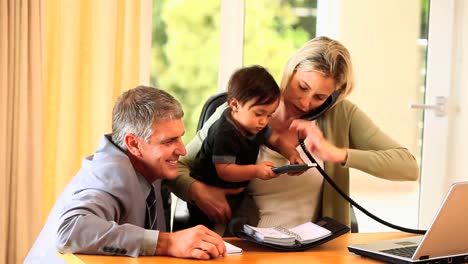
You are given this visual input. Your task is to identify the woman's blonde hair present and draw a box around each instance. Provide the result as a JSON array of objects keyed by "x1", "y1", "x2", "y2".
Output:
[{"x1": 280, "y1": 36, "x2": 354, "y2": 103}]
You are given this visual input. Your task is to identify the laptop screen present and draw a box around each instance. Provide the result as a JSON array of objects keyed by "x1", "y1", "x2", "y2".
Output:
[{"x1": 348, "y1": 181, "x2": 468, "y2": 263}]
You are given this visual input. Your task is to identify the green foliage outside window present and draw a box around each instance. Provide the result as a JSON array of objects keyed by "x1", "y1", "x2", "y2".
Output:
[{"x1": 151, "y1": 0, "x2": 316, "y2": 142}]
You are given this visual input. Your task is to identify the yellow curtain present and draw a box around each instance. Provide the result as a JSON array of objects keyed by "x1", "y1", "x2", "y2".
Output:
[
  {"x1": 0, "y1": 0, "x2": 152, "y2": 263},
  {"x1": 43, "y1": 0, "x2": 152, "y2": 218},
  {"x1": 0, "y1": 0, "x2": 44, "y2": 263}
]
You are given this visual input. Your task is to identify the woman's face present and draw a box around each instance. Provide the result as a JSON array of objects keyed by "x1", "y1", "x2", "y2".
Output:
[{"x1": 282, "y1": 69, "x2": 336, "y2": 118}]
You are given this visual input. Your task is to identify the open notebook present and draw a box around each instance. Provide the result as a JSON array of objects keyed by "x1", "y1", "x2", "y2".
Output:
[
  {"x1": 235, "y1": 217, "x2": 350, "y2": 251},
  {"x1": 348, "y1": 181, "x2": 468, "y2": 264},
  {"x1": 243, "y1": 221, "x2": 331, "y2": 247}
]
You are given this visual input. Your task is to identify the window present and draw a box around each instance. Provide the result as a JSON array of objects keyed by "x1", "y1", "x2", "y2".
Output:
[
  {"x1": 151, "y1": 0, "x2": 318, "y2": 141},
  {"x1": 151, "y1": 0, "x2": 221, "y2": 142},
  {"x1": 244, "y1": 0, "x2": 317, "y2": 82}
]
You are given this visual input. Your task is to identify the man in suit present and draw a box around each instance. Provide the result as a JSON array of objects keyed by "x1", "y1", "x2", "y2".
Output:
[{"x1": 25, "y1": 86, "x2": 226, "y2": 263}]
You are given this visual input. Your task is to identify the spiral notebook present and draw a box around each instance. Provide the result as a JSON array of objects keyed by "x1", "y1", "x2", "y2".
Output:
[
  {"x1": 243, "y1": 221, "x2": 332, "y2": 246},
  {"x1": 235, "y1": 217, "x2": 350, "y2": 251}
]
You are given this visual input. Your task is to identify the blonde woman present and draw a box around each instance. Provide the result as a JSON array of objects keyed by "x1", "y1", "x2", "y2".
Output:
[{"x1": 171, "y1": 36, "x2": 419, "y2": 230}]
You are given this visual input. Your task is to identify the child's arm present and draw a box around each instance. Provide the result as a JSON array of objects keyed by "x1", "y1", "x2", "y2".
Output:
[
  {"x1": 215, "y1": 161, "x2": 277, "y2": 182},
  {"x1": 266, "y1": 130, "x2": 304, "y2": 165}
]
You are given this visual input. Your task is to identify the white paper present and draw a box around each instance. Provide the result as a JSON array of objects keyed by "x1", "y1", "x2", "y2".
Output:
[
  {"x1": 224, "y1": 241, "x2": 242, "y2": 255},
  {"x1": 243, "y1": 221, "x2": 332, "y2": 246},
  {"x1": 288, "y1": 222, "x2": 331, "y2": 243}
]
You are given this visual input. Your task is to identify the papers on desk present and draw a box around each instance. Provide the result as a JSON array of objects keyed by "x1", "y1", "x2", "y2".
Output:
[
  {"x1": 237, "y1": 217, "x2": 350, "y2": 252},
  {"x1": 224, "y1": 241, "x2": 242, "y2": 255},
  {"x1": 243, "y1": 222, "x2": 332, "y2": 247}
]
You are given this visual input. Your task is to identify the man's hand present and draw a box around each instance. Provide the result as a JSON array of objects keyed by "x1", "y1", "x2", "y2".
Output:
[
  {"x1": 188, "y1": 181, "x2": 244, "y2": 223},
  {"x1": 156, "y1": 225, "x2": 226, "y2": 259}
]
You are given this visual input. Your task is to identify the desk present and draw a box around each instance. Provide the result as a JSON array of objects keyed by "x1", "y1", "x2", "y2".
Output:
[{"x1": 60, "y1": 232, "x2": 417, "y2": 264}]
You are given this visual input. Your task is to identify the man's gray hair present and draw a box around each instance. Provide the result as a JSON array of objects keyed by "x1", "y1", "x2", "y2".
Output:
[{"x1": 112, "y1": 85, "x2": 184, "y2": 150}]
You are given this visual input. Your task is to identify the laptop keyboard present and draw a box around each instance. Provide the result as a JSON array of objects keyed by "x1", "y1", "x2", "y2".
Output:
[{"x1": 381, "y1": 246, "x2": 417, "y2": 258}]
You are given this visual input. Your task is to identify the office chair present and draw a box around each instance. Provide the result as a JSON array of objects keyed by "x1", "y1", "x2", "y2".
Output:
[
  {"x1": 172, "y1": 91, "x2": 359, "y2": 232},
  {"x1": 196, "y1": 92, "x2": 228, "y2": 131}
]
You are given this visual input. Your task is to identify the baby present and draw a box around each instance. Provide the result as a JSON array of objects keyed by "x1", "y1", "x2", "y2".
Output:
[{"x1": 188, "y1": 65, "x2": 304, "y2": 231}]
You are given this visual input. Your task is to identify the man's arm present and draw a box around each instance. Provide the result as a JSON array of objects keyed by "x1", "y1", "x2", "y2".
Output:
[
  {"x1": 56, "y1": 189, "x2": 227, "y2": 259},
  {"x1": 55, "y1": 189, "x2": 151, "y2": 257}
]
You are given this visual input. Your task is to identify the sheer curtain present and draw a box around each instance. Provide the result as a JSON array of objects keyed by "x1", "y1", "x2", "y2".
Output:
[
  {"x1": 0, "y1": 0, "x2": 152, "y2": 263},
  {"x1": 42, "y1": 0, "x2": 152, "y2": 219},
  {"x1": 0, "y1": 1, "x2": 44, "y2": 263}
]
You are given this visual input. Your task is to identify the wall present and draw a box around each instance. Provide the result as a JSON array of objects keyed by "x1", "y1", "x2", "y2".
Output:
[{"x1": 318, "y1": 0, "x2": 422, "y2": 231}]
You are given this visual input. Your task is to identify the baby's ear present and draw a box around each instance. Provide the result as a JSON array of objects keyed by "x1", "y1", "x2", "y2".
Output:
[{"x1": 229, "y1": 98, "x2": 240, "y2": 112}]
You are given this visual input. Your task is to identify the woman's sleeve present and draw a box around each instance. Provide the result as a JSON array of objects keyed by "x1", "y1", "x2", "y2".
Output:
[
  {"x1": 168, "y1": 103, "x2": 228, "y2": 200},
  {"x1": 342, "y1": 103, "x2": 419, "y2": 181}
]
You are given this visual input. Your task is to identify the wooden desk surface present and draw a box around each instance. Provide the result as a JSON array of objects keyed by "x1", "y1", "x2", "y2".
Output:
[{"x1": 60, "y1": 232, "x2": 417, "y2": 264}]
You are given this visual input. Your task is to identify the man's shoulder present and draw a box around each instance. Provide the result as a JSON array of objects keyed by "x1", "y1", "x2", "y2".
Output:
[
  {"x1": 70, "y1": 136, "x2": 139, "y2": 199},
  {"x1": 87, "y1": 135, "x2": 133, "y2": 172}
]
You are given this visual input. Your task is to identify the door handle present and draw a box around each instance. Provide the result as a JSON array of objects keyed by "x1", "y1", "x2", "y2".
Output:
[{"x1": 410, "y1": 96, "x2": 446, "y2": 117}]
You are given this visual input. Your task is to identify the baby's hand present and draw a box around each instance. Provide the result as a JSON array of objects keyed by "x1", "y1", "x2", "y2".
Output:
[{"x1": 255, "y1": 161, "x2": 278, "y2": 180}]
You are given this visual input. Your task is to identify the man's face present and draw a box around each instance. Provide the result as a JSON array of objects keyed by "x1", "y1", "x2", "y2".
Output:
[{"x1": 137, "y1": 119, "x2": 187, "y2": 182}]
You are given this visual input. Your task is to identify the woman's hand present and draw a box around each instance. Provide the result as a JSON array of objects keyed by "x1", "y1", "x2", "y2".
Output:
[
  {"x1": 285, "y1": 154, "x2": 307, "y2": 176},
  {"x1": 290, "y1": 119, "x2": 348, "y2": 163},
  {"x1": 188, "y1": 181, "x2": 244, "y2": 223}
]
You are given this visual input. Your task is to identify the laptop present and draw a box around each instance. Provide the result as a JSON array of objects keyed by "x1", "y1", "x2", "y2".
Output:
[{"x1": 348, "y1": 181, "x2": 468, "y2": 264}]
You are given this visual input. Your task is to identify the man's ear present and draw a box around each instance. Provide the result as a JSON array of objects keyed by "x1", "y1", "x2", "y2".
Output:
[{"x1": 124, "y1": 133, "x2": 141, "y2": 156}]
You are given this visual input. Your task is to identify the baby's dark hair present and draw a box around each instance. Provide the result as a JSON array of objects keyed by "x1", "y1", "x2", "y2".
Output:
[{"x1": 227, "y1": 65, "x2": 280, "y2": 107}]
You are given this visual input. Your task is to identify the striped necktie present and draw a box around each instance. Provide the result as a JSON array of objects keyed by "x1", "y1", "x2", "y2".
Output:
[
  {"x1": 145, "y1": 180, "x2": 167, "y2": 231},
  {"x1": 145, "y1": 185, "x2": 157, "y2": 230}
]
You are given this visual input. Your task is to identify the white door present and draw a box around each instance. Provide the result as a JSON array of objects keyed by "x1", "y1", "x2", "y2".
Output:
[
  {"x1": 315, "y1": 0, "x2": 468, "y2": 232},
  {"x1": 317, "y1": 0, "x2": 425, "y2": 232},
  {"x1": 418, "y1": 0, "x2": 468, "y2": 228}
]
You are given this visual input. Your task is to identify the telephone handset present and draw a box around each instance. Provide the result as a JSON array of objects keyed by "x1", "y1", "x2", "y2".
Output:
[{"x1": 300, "y1": 90, "x2": 341, "y2": 120}]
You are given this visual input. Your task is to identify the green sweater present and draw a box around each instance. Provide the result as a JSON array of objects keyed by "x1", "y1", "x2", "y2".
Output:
[{"x1": 170, "y1": 99, "x2": 419, "y2": 226}]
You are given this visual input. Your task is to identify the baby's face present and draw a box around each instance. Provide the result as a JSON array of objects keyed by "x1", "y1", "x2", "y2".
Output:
[{"x1": 230, "y1": 97, "x2": 279, "y2": 136}]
